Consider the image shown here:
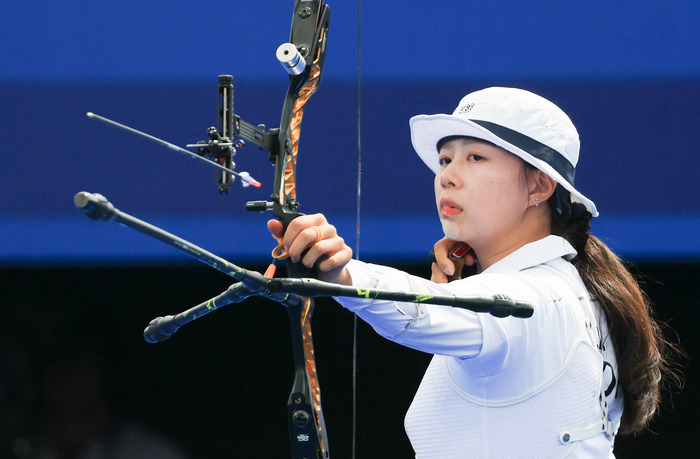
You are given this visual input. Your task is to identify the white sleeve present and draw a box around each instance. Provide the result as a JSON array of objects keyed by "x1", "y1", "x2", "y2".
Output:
[
  {"x1": 334, "y1": 259, "x2": 486, "y2": 358},
  {"x1": 335, "y1": 259, "x2": 586, "y2": 384}
]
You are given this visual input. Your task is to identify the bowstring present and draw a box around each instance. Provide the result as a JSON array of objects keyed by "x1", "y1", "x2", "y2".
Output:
[{"x1": 352, "y1": 0, "x2": 362, "y2": 458}]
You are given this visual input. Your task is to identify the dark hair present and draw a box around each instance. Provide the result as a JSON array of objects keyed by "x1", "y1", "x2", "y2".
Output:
[{"x1": 549, "y1": 196, "x2": 682, "y2": 435}]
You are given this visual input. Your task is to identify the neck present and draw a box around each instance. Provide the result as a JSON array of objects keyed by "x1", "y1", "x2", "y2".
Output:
[{"x1": 473, "y1": 207, "x2": 551, "y2": 272}]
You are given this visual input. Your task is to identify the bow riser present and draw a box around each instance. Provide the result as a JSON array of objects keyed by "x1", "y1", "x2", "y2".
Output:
[{"x1": 272, "y1": 3, "x2": 331, "y2": 458}]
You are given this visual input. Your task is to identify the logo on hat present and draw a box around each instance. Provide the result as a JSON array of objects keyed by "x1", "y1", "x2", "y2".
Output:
[{"x1": 457, "y1": 103, "x2": 474, "y2": 114}]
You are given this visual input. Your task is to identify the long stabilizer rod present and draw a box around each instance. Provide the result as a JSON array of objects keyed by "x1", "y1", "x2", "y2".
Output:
[{"x1": 74, "y1": 191, "x2": 534, "y2": 342}]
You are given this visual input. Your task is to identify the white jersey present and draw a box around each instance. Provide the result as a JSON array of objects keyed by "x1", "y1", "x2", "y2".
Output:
[{"x1": 335, "y1": 235, "x2": 622, "y2": 458}]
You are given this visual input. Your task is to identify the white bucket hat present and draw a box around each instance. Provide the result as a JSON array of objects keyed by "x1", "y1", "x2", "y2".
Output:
[{"x1": 409, "y1": 87, "x2": 598, "y2": 217}]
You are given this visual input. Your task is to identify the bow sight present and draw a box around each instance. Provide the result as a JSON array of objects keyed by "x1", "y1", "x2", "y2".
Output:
[{"x1": 187, "y1": 74, "x2": 276, "y2": 194}]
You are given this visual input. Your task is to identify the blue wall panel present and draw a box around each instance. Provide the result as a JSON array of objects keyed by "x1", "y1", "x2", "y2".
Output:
[{"x1": 1, "y1": 1, "x2": 698, "y2": 263}]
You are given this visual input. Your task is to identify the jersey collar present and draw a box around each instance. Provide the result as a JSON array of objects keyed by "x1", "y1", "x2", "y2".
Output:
[{"x1": 482, "y1": 235, "x2": 577, "y2": 274}]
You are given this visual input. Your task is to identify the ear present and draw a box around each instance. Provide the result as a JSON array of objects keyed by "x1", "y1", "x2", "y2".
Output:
[{"x1": 527, "y1": 169, "x2": 558, "y2": 205}]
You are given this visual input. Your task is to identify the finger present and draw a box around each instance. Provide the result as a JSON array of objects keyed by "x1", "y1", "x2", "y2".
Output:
[
  {"x1": 269, "y1": 214, "x2": 324, "y2": 260},
  {"x1": 307, "y1": 225, "x2": 324, "y2": 249},
  {"x1": 316, "y1": 247, "x2": 353, "y2": 283},
  {"x1": 298, "y1": 225, "x2": 342, "y2": 267},
  {"x1": 317, "y1": 248, "x2": 352, "y2": 272},
  {"x1": 288, "y1": 224, "x2": 329, "y2": 263},
  {"x1": 433, "y1": 251, "x2": 456, "y2": 277},
  {"x1": 267, "y1": 219, "x2": 285, "y2": 239},
  {"x1": 284, "y1": 215, "x2": 329, "y2": 257},
  {"x1": 433, "y1": 238, "x2": 460, "y2": 276},
  {"x1": 463, "y1": 249, "x2": 477, "y2": 266},
  {"x1": 431, "y1": 262, "x2": 449, "y2": 283},
  {"x1": 450, "y1": 258, "x2": 465, "y2": 280},
  {"x1": 284, "y1": 213, "x2": 329, "y2": 241}
]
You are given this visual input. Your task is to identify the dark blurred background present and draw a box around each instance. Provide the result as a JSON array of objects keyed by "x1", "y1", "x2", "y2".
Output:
[
  {"x1": 1, "y1": 1, "x2": 698, "y2": 457},
  {"x1": 1, "y1": 262, "x2": 696, "y2": 458}
]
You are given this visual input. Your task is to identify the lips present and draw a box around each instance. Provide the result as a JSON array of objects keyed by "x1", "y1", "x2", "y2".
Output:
[{"x1": 440, "y1": 198, "x2": 462, "y2": 217}]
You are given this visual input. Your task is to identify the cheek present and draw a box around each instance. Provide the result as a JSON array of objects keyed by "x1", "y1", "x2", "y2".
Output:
[
  {"x1": 482, "y1": 179, "x2": 529, "y2": 217},
  {"x1": 477, "y1": 162, "x2": 523, "y2": 184},
  {"x1": 433, "y1": 173, "x2": 442, "y2": 206}
]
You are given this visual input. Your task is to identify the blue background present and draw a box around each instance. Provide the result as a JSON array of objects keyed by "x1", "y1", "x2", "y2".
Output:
[{"x1": 1, "y1": 0, "x2": 699, "y2": 264}]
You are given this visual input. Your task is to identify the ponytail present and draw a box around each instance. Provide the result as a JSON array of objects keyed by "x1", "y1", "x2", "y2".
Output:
[{"x1": 551, "y1": 201, "x2": 680, "y2": 435}]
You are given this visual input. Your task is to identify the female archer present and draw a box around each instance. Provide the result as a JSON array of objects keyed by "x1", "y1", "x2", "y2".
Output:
[{"x1": 268, "y1": 87, "x2": 676, "y2": 457}]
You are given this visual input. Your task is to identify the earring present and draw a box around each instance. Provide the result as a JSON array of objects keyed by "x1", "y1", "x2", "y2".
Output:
[{"x1": 532, "y1": 198, "x2": 540, "y2": 207}]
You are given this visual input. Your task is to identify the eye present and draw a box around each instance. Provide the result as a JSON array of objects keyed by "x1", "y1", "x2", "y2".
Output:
[
  {"x1": 438, "y1": 156, "x2": 452, "y2": 166},
  {"x1": 468, "y1": 154, "x2": 484, "y2": 162}
]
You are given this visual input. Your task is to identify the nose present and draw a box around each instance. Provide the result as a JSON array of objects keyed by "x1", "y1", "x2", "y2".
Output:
[{"x1": 438, "y1": 162, "x2": 458, "y2": 189}]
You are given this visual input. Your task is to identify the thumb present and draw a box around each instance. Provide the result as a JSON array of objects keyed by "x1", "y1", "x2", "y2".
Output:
[{"x1": 267, "y1": 219, "x2": 285, "y2": 239}]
